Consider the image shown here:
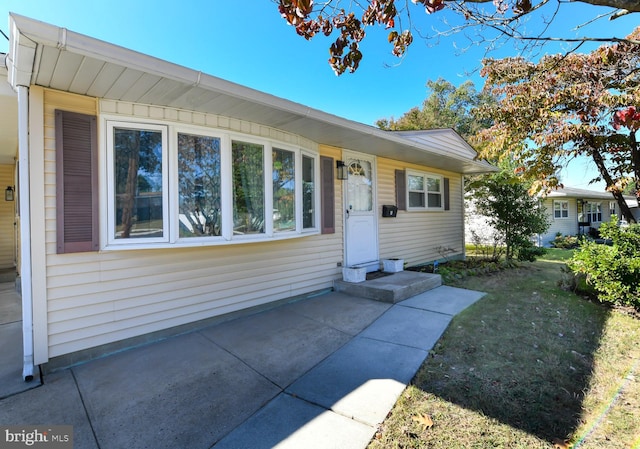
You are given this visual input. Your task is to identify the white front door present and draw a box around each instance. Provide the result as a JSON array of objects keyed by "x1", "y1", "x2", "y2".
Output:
[{"x1": 344, "y1": 151, "x2": 378, "y2": 269}]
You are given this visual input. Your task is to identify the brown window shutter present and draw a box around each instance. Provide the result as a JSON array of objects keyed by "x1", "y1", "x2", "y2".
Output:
[
  {"x1": 444, "y1": 177, "x2": 450, "y2": 211},
  {"x1": 56, "y1": 110, "x2": 99, "y2": 253},
  {"x1": 395, "y1": 169, "x2": 406, "y2": 210},
  {"x1": 320, "y1": 156, "x2": 335, "y2": 234}
]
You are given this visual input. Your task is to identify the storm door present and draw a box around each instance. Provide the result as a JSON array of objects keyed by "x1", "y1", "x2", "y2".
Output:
[{"x1": 343, "y1": 151, "x2": 378, "y2": 268}]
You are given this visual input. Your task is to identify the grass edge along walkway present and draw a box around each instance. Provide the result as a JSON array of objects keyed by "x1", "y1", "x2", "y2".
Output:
[{"x1": 367, "y1": 251, "x2": 640, "y2": 449}]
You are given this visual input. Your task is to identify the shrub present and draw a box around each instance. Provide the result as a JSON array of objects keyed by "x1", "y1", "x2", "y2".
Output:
[
  {"x1": 568, "y1": 217, "x2": 640, "y2": 309},
  {"x1": 516, "y1": 241, "x2": 546, "y2": 262},
  {"x1": 551, "y1": 233, "x2": 580, "y2": 249}
]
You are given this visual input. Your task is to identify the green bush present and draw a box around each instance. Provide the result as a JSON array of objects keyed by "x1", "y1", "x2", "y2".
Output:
[
  {"x1": 568, "y1": 217, "x2": 640, "y2": 309},
  {"x1": 516, "y1": 241, "x2": 546, "y2": 262},
  {"x1": 551, "y1": 233, "x2": 580, "y2": 249}
]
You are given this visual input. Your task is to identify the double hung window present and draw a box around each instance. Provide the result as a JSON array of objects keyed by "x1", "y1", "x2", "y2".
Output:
[
  {"x1": 553, "y1": 200, "x2": 569, "y2": 219},
  {"x1": 585, "y1": 202, "x2": 602, "y2": 223},
  {"x1": 407, "y1": 170, "x2": 444, "y2": 210},
  {"x1": 106, "y1": 120, "x2": 319, "y2": 248}
]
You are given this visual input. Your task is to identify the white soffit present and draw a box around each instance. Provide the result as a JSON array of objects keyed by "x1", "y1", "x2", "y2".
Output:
[{"x1": 7, "y1": 13, "x2": 496, "y2": 174}]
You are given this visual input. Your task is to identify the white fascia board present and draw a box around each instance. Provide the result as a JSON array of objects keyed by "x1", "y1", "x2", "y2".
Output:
[
  {"x1": 9, "y1": 13, "x2": 497, "y2": 174},
  {"x1": 7, "y1": 15, "x2": 37, "y2": 89}
]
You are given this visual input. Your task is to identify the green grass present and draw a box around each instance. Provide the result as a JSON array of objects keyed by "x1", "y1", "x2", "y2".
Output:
[{"x1": 368, "y1": 259, "x2": 640, "y2": 449}]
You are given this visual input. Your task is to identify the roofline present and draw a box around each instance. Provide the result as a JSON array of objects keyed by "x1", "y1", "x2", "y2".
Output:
[{"x1": 7, "y1": 13, "x2": 497, "y2": 174}]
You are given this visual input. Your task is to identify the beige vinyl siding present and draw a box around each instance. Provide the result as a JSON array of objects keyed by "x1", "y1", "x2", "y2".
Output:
[
  {"x1": 42, "y1": 90, "x2": 343, "y2": 359},
  {"x1": 0, "y1": 164, "x2": 16, "y2": 268},
  {"x1": 377, "y1": 157, "x2": 463, "y2": 266}
]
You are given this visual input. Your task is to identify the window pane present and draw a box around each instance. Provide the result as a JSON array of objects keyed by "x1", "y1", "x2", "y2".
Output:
[
  {"x1": 408, "y1": 175, "x2": 423, "y2": 191},
  {"x1": 232, "y1": 141, "x2": 264, "y2": 235},
  {"x1": 409, "y1": 192, "x2": 425, "y2": 208},
  {"x1": 114, "y1": 128, "x2": 163, "y2": 239},
  {"x1": 427, "y1": 193, "x2": 442, "y2": 208},
  {"x1": 427, "y1": 177, "x2": 440, "y2": 192},
  {"x1": 347, "y1": 160, "x2": 373, "y2": 212},
  {"x1": 273, "y1": 148, "x2": 296, "y2": 232},
  {"x1": 178, "y1": 133, "x2": 222, "y2": 237},
  {"x1": 302, "y1": 155, "x2": 315, "y2": 229}
]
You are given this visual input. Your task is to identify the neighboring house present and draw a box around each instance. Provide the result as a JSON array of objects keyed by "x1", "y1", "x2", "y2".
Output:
[
  {"x1": 1, "y1": 14, "x2": 495, "y2": 378},
  {"x1": 539, "y1": 186, "x2": 640, "y2": 246},
  {"x1": 465, "y1": 185, "x2": 640, "y2": 248}
]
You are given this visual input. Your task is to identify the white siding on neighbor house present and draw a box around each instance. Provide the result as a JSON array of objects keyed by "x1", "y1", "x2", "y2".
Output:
[
  {"x1": 540, "y1": 198, "x2": 579, "y2": 246},
  {"x1": 0, "y1": 164, "x2": 16, "y2": 269},
  {"x1": 377, "y1": 157, "x2": 464, "y2": 266},
  {"x1": 540, "y1": 196, "x2": 622, "y2": 246},
  {"x1": 40, "y1": 90, "x2": 343, "y2": 359}
]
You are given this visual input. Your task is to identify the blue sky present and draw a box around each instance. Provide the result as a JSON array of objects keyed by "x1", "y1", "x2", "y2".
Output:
[{"x1": 1, "y1": 0, "x2": 637, "y2": 189}]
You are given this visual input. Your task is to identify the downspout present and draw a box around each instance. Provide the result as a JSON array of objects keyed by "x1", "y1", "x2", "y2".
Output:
[{"x1": 17, "y1": 85, "x2": 34, "y2": 382}]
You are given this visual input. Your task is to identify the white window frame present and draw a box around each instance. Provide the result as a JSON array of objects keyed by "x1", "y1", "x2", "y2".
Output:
[
  {"x1": 553, "y1": 200, "x2": 569, "y2": 219},
  {"x1": 102, "y1": 117, "x2": 320, "y2": 250},
  {"x1": 406, "y1": 170, "x2": 444, "y2": 211},
  {"x1": 106, "y1": 121, "x2": 170, "y2": 246},
  {"x1": 171, "y1": 126, "x2": 228, "y2": 244},
  {"x1": 585, "y1": 202, "x2": 602, "y2": 223}
]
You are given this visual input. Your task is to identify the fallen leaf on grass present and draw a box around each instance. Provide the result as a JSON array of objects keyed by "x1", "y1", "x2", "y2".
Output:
[
  {"x1": 411, "y1": 413, "x2": 434, "y2": 430},
  {"x1": 552, "y1": 438, "x2": 571, "y2": 449}
]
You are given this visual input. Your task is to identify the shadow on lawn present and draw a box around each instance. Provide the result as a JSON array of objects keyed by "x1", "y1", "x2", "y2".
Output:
[{"x1": 412, "y1": 261, "x2": 610, "y2": 442}]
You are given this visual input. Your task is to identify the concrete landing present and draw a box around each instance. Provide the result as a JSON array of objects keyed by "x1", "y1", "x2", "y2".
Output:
[{"x1": 334, "y1": 270, "x2": 442, "y2": 303}]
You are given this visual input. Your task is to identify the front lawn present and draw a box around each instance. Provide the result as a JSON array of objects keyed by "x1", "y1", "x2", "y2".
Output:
[{"x1": 368, "y1": 258, "x2": 640, "y2": 448}]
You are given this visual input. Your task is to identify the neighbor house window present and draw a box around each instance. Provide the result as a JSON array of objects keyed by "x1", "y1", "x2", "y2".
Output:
[
  {"x1": 585, "y1": 202, "x2": 602, "y2": 223},
  {"x1": 553, "y1": 200, "x2": 569, "y2": 219},
  {"x1": 407, "y1": 170, "x2": 443, "y2": 210},
  {"x1": 609, "y1": 201, "x2": 616, "y2": 216},
  {"x1": 105, "y1": 119, "x2": 318, "y2": 248}
]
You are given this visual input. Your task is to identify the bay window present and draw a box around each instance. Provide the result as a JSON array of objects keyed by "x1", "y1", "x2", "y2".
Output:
[
  {"x1": 105, "y1": 119, "x2": 319, "y2": 248},
  {"x1": 178, "y1": 133, "x2": 222, "y2": 237},
  {"x1": 232, "y1": 140, "x2": 265, "y2": 235},
  {"x1": 272, "y1": 148, "x2": 296, "y2": 232},
  {"x1": 109, "y1": 122, "x2": 168, "y2": 243}
]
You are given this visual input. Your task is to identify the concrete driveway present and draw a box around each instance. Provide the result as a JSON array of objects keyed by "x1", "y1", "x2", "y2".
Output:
[{"x1": 0, "y1": 286, "x2": 485, "y2": 449}]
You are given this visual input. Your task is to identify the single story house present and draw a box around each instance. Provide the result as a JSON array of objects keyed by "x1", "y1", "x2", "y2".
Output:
[
  {"x1": 465, "y1": 185, "x2": 640, "y2": 248},
  {"x1": 539, "y1": 186, "x2": 640, "y2": 245},
  {"x1": 2, "y1": 13, "x2": 495, "y2": 379}
]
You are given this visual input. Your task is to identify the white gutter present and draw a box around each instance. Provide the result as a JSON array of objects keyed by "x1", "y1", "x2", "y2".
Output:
[{"x1": 17, "y1": 85, "x2": 34, "y2": 381}]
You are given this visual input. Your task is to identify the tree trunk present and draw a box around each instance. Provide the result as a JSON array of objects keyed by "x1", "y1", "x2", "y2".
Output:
[
  {"x1": 121, "y1": 135, "x2": 140, "y2": 238},
  {"x1": 630, "y1": 130, "x2": 640, "y2": 210},
  {"x1": 590, "y1": 148, "x2": 636, "y2": 224}
]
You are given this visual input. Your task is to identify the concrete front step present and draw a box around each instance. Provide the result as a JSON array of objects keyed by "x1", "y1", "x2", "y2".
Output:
[{"x1": 334, "y1": 271, "x2": 442, "y2": 303}]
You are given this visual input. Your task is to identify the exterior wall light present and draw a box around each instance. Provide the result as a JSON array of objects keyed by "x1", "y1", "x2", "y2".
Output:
[
  {"x1": 5, "y1": 186, "x2": 14, "y2": 201},
  {"x1": 336, "y1": 160, "x2": 348, "y2": 180}
]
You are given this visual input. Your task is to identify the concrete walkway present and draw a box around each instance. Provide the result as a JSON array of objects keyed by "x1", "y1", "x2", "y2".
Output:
[{"x1": 0, "y1": 286, "x2": 485, "y2": 449}]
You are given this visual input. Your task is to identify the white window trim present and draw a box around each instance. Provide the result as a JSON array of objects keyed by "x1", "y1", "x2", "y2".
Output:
[
  {"x1": 553, "y1": 200, "x2": 569, "y2": 219},
  {"x1": 105, "y1": 120, "x2": 170, "y2": 247},
  {"x1": 101, "y1": 116, "x2": 320, "y2": 250},
  {"x1": 406, "y1": 169, "x2": 444, "y2": 211},
  {"x1": 585, "y1": 201, "x2": 602, "y2": 223}
]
